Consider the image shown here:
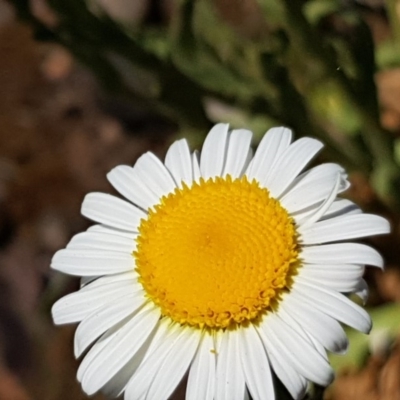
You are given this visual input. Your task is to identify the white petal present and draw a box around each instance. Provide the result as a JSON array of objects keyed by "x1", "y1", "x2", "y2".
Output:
[
  {"x1": 214, "y1": 328, "x2": 223, "y2": 356},
  {"x1": 292, "y1": 196, "x2": 362, "y2": 226},
  {"x1": 77, "y1": 313, "x2": 157, "y2": 390},
  {"x1": 101, "y1": 332, "x2": 153, "y2": 399},
  {"x1": 266, "y1": 345, "x2": 307, "y2": 400},
  {"x1": 52, "y1": 275, "x2": 137, "y2": 324},
  {"x1": 145, "y1": 327, "x2": 199, "y2": 399},
  {"x1": 280, "y1": 296, "x2": 348, "y2": 354},
  {"x1": 243, "y1": 146, "x2": 253, "y2": 173},
  {"x1": 87, "y1": 224, "x2": 136, "y2": 238},
  {"x1": 124, "y1": 321, "x2": 185, "y2": 399},
  {"x1": 246, "y1": 127, "x2": 292, "y2": 182},
  {"x1": 74, "y1": 289, "x2": 145, "y2": 357},
  {"x1": 280, "y1": 163, "x2": 348, "y2": 212},
  {"x1": 81, "y1": 271, "x2": 138, "y2": 289},
  {"x1": 301, "y1": 263, "x2": 364, "y2": 273},
  {"x1": 192, "y1": 150, "x2": 201, "y2": 183},
  {"x1": 77, "y1": 318, "x2": 127, "y2": 382},
  {"x1": 81, "y1": 303, "x2": 160, "y2": 395},
  {"x1": 239, "y1": 324, "x2": 274, "y2": 400},
  {"x1": 307, "y1": 333, "x2": 329, "y2": 360},
  {"x1": 165, "y1": 138, "x2": 193, "y2": 187},
  {"x1": 320, "y1": 198, "x2": 361, "y2": 220},
  {"x1": 262, "y1": 137, "x2": 323, "y2": 198},
  {"x1": 354, "y1": 278, "x2": 369, "y2": 304},
  {"x1": 273, "y1": 302, "x2": 326, "y2": 355},
  {"x1": 299, "y1": 264, "x2": 364, "y2": 292},
  {"x1": 101, "y1": 320, "x2": 164, "y2": 399},
  {"x1": 258, "y1": 313, "x2": 334, "y2": 386},
  {"x1": 67, "y1": 231, "x2": 136, "y2": 253},
  {"x1": 107, "y1": 165, "x2": 160, "y2": 210},
  {"x1": 300, "y1": 214, "x2": 390, "y2": 244},
  {"x1": 297, "y1": 173, "x2": 341, "y2": 230},
  {"x1": 200, "y1": 123, "x2": 229, "y2": 179},
  {"x1": 133, "y1": 152, "x2": 176, "y2": 199},
  {"x1": 186, "y1": 333, "x2": 216, "y2": 400},
  {"x1": 222, "y1": 129, "x2": 253, "y2": 178},
  {"x1": 301, "y1": 243, "x2": 384, "y2": 268},
  {"x1": 51, "y1": 248, "x2": 134, "y2": 276},
  {"x1": 293, "y1": 198, "x2": 361, "y2": 226},
  {"x1": 81, "y1": 193, "x2": 145, "y2": 232},
  {"x1": 293, "y1": 278, "x2": 372, "y2": 333},
  {"x1": 215, "y1": 330, "x2": 246, "y2": 400}
]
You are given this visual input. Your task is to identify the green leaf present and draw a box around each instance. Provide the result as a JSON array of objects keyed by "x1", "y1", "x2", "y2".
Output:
[{"x1": 304, "y1": 0, "x2": 341, "y2": 25}]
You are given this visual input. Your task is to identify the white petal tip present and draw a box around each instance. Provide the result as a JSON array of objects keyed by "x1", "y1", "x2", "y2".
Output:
[
  {"x1": 335, "y1": 340, "x2": 349, "y2": 355},
  {"x1": 51, "y1": 302, "x2": 69, "y2": 326},
  {"x1": 74, "y1": 339, "x2": 81, "y2": 359}
]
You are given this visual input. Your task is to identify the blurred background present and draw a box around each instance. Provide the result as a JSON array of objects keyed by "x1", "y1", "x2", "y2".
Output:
[{"x1": 1, "y1": 0, "x2": 400, "y2": 399}]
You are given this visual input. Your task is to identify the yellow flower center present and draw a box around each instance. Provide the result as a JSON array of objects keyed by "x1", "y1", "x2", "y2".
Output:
[{"x1": 135, "y1": 175, "x2": 299, "y2": 329}]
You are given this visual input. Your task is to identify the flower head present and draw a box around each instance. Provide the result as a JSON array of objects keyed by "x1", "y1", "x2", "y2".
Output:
[{"x1": 52, "y1": 124, "x2": 390, "y2": 400}]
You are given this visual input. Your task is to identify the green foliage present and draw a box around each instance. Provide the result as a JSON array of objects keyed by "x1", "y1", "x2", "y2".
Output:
[{"x1": 11, "y1": 0, "x2": 400, "y2": 209}]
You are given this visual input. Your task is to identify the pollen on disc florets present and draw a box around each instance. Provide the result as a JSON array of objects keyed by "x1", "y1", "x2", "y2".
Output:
[{"x1": 135, "y1": 175, "x2": 299, "y2": 329}]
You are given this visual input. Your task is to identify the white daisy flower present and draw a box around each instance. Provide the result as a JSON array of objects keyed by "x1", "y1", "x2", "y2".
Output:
[{"x1": 51, "y1": 124, "x2": 390, "y2": 400}]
